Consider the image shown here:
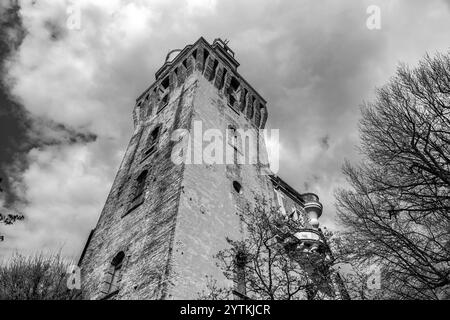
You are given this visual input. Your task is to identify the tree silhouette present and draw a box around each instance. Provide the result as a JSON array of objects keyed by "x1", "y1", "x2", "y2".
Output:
[
  {"x1": 198, "y1": 197, "x2": 348, "y2": 300},
  {"x1": 0, "y1": 177, "x2": 24, "y2": 241},
  {"x1": 336, "y1": 51, "x2": 450, "y2": 299},
  {"x1": 0, "y1": 253, "x2": 81, "y2": 300}
]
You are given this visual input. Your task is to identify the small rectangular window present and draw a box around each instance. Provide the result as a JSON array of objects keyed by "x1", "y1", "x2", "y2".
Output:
[
  {"x1": 142, "y1": 126, "x2": 161, "y2": 161},
  {"x1": 124, "y1": 171, "x2": 147, "y2": 216}
]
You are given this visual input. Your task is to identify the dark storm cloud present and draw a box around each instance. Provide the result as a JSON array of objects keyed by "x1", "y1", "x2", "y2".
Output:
[
  {"x1": 0, "y1": 2, "x2": 29, "y2": 205},
  {"x1": 43, "y1": 19, "x2": 66, "y2": 41},
  {"x1": 0, "y1": 2, "x2": 97, "y2": 207}
]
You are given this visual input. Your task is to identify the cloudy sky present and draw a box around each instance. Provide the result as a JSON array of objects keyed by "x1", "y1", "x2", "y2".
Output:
[{"x1": 0, "y1": 0, "x2": 449, "y2": 262}]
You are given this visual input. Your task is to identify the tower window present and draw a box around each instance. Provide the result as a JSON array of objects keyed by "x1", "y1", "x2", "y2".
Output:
[
  {"x1": 202, "y1": 49, "x2": 210, "y2": 73},
  {"x1": 219, "y1": 68, "x2": 227, "y2": 90},
  {"x1": 124, "y1": 170, "x2": 147, "y2": 216},
  {"x1": 157, "y1": 76, "x2": 170, "y2": 113},
  {"x1": 210, "y1": 59, "x2": 219, "y2": 81},
  {"x1": 158, "y1": 93, "x2": 169, "y2": 113},
  {"x1": 233, "y1": 181, "x2": 243, "y2": 194},
  {"x1": 103, "y1": 251, "x2": 125, "y2": 297},
  {"x1": 143, "y1": 126, "x2": 161, "y2": 159},
  {"x1": 134, "y1": 170, "x2": 148, "y2": 201},
  {"x1": 227, "y1": 76, "x2": 240, "y2": 109},
  {"x1": 144, "y1": 93, "x2": 153, "y2": 117},
  {"x1": 161, "y1": 76, "x2": 169, "y2": 89}
]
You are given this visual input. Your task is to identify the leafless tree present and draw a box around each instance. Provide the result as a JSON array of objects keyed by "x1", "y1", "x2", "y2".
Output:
[
  {"x1": 336, "y1": 52, "x2": 450, "y2": 299},
  {"x1": 0, "y1": 178, "x2": 24, "y2": 241},
  {"x1": 198, "y1": 198, "x2": 346, "y2": 300},
  {"x1": 0, "y1": 253, "x2": 81, "y2": 300}
]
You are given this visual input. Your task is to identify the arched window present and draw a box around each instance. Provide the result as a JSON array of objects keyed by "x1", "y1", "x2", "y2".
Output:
[
  {"x1": 104, "y1": 251, "x2": 125, "y2": 295},
  {"x1": 233, "y1": 181, "x2": 243, "y2": 194}
]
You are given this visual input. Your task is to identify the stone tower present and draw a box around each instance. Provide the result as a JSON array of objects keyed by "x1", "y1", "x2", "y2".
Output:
[{"x1": 78, "y1": 37, "x2": 345, "y2": 300}]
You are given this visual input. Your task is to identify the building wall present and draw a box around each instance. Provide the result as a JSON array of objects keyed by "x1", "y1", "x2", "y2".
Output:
[
  {"x1": 79, "y1": 70, "x2": 197, "y2": 300},
  {"x1": 166, "y1": 74, "x2": 274, "y2": 299}
]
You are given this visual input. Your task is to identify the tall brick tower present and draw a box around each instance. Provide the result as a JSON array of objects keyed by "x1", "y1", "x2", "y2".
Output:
[{"x1": 78, "y1": 37, "x2": 345, "y2": 300}]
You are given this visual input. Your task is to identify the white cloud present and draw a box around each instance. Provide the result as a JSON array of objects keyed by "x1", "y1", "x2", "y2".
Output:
[{"x1": 2, "y1": 143, "x2": 111, "y2": 260}]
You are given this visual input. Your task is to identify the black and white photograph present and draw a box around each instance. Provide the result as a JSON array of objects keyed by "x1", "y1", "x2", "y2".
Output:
[{"x1": 0, "y1": 0, "x2": 449, "y2": 310}]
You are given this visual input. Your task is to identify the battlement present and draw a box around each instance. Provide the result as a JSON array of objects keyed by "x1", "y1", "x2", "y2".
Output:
[{"x1": 134, "y1": 37, "x2": 268, "y2": 129}]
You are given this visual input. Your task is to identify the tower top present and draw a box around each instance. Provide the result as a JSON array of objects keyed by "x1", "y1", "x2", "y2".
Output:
[
  {"x1": 135, "y1": 37, "x2": 268, "y2": 129},
  {"x1": 155, "y1": 37, "x2": 241, "y2": 80},
  {"x1": 211, "y1": 38, "x2": 240, "y2": 70}
]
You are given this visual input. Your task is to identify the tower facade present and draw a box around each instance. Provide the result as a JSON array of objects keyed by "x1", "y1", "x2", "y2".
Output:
[{"x1": 78, "y1": 37, "x2": 345, "y2": 300}]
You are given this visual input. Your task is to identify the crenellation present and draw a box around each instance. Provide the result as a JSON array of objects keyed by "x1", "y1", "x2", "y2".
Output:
[{"x1": 134, "y1": 39, "x2": 268, "y2": 129}]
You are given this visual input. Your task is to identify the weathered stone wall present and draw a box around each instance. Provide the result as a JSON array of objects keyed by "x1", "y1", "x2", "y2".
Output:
[
  {"x1": 79, "y1": 73, "x2": 198, "y2": 300},
  {"x1": 166, "y1": 74, "x2": 275, "y2": 299},
  {"x1": 79, "y1": 38, "x2": 275, "y2": 300}
]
